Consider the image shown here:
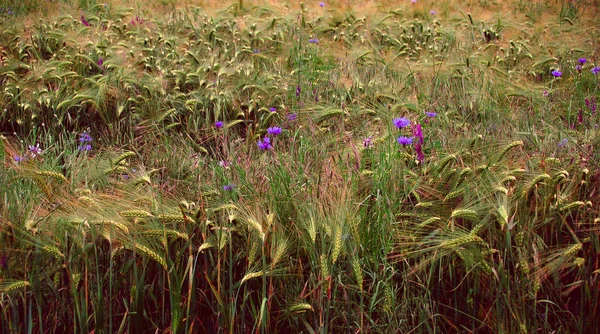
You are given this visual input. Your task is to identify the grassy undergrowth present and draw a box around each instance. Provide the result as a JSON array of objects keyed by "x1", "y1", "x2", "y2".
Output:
[{"x1": 1, "y1": 0, "x2": 600, "y2": 332}]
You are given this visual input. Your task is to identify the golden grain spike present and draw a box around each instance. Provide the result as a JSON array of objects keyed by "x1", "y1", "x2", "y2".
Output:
[
  {"x1": 36, "y1": 170, "x2": 67, "y2": 182},
  {"x1": 134, "y1": 244, "x2": 167, "y2": 269},
  {"x1": 119, "y1": 209, "x2": 154, "y2": 218},
  {"x1": 114, "y1": 151, "x2": 137, "y2": 164},
  {"x1": 241, "y1": 271, "x2": 264, "y2": 284},
  {"x1": 1, "y1": 280, "x2": 31, "y2": 294}
]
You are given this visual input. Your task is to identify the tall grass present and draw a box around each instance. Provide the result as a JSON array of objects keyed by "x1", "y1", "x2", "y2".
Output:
[{"x1": 1, "y1": 0, "x2": 599, "y2": 332}]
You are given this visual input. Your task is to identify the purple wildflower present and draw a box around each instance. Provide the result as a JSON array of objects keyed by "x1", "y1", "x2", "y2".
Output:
[
  {"x1": 28, "y1": 143, "x2": 42, "y2": 157},
  {"x1": 592, "y1": 67, "x2": 600, "y2": 75},
  {"x1": 557, "y1": 138, "x2": 568, "y2": 148},
  {"x1": 14, "y1": 155, "x2": 24, "y2": 163},
  {"x1": 287, "y1": 113, "x2": 298, "y2": 121},
  {"x1": 430, "y1": 10, "x2": 436, "y2": 15},
  {"x1": 425, "y1": 111, "x2": 437, "y2": 117},
  {"x1": 578, "y1": 58, "x2": 587, "y2": 64},
  {"x1": 551, "y1": 70, "x2": 562, "y2": 77},
  {"x1": 413, "y1": 123, "x2": 424, "y2": 162},
  {"x1": 78, "y1": 131, "x2": 93, "y2": 151},
  {"x1": 219, "y1": 160, "x2": 231, "y2": 168},
  {"x1": 97, "y1": 58, "x2": 103, "y2": 66},
  {"x1": 363, "y1": 136, "x2": 373, "y2": 148},
  {"x1": 253, "y1": 49, "x2": 260, "y2": 53},
  {"x1": 79, "y1": 131, "x2": 93, "y2": 143},
  {"x1": 575, "y1": 65, "x2": 582, "y2": 72},
  {"x1": 413, "y1": 124, "x2": 423, "y2": 144},
  {"x1": 269, "y1": 107, "x2": 277, "y2": 112},
  {"x1": 586, "y1": 97, "x2": 596, "y2": 113},
  {"x1": 267, "y1": 126, "x2": 282, "y2": 136},
  {"x1": 257, "y1": 137, "x2": 272, "y2": 150},
  {"x1": 393, "y1": 117, "x2": 411, "y2": 129},
  {"x1": 308, "y1": 38, "x2": 319, "y2": 43},
  {"x1": 578, "y1": 108, "x2": 583, "y2": 124},
  {"x1": 320, "y1": 2, "x2": 325, "y2": 7},
  {"x1": 543, "y1": 91, "x2": 549, "y2": 97},
  {"x1": 81, "y1": 15, "x2": 90, "y2": 27},
  {"x1": 223, "y1": 184, "x2": 235, "y2": 191},
  {"x1": 296, "y1": 85, "x2": 301, "y2": 97},
  {"x1": 397, "y1": 136, "x2": 413, "y2": 145},
  {"x1": 215, "y1": 121, "x2": 224, "y2": 129}
]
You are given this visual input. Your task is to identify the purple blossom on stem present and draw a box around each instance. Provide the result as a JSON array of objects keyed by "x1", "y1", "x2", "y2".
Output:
[
  {"x1": 425, "y1": 111, "x2": 437, "y2": 117},
  {"x1": 14, "y1": 155, "x2": 24, "y2": 163},
  {"x1": 397, "y1": 136, "x2": 413, "y2": 145},
  {"x1": 287, "y1": 113, "x2": 298, "y2": 121},
  {"x1": 269, "y1": 107, "x2": 277, "y2": 112},
  {"x1": 28, "y1": 143, "x2": 42, "y2": 157},
  {"x1": 223, "y1": 184, "x2": 235, "y2": 191},
  {"x1": 320, "y1": 2, "x2": 325, "y2": 7},
  {"x1": 578, "y1": 58, "x2": 587, "y2": 64},
  {"x1": 296, "y1": 85, "x2": 301, "y2": 97},
  {"x1": 592, "y1": 67, "x2": 600, "y2": 75},
  {"x1": 257, "y1": 137, "x2": 272, "y2": 150},
  {"x1": 412, "y1": 123, "x2": 424, "y2": 162},
  {"x1": 363, "y1": 136, "x2": 373, "y2": 148},
  {"x1": 97, "y1": 58, "x2": 103, "y2": 66},
  {"x1": 578, "y1": 109, "x2": 583, "y2": 124},
  {"x1": 78, "y1": 131, "x2": 93, "y2": 151},
  {"x1": 551, "y1": 69, "x2": 562, "y2": 77},
  {"x1": 393, "y1": 117, "x2": 411, "y2": 129},
  {"x1": 575, "y1": 65, "x2": 582, "y2": 72},
  {"x1": 557, "y1": 138, "x2": 568, "y2": 148},
  {"x1": 267, "y1": 126, "x2": 282, "y2": 136},
  {"x1": 214, "y1": 121, "x2": 224, "y2": 129},
  {"x1": 81, "y1": 15, "x2": 90, "y2": 27},
  {"x1": 308, "y1": 38, "x2": 319, "y2": 43},
  {"x1": 430, "y1": 10, "x2": 436, "y2": 15},
  {"x1": 586, "y1": 97, "x2": 596, "y2": 113}
]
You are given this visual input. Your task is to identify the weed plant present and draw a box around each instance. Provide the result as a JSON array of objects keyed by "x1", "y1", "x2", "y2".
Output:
[{"x1": 1, "y1": 0, "x2": 599, "y2": 333}]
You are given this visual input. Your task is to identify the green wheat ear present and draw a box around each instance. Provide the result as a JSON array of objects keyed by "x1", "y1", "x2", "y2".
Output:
[{"x1": 0, "y1": 280, "x2": 31, "y2": 294}]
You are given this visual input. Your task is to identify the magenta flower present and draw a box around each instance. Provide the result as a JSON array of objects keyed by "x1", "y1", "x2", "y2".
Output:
[
  {"x1": 578, "y1": 58, "x2": 587, "y2": 64},
  {"x1": 363, "y1": 136, "x2": 373, "y2": 148},
  {"x1": 81, "y1": 15, "x2": 90, "y2": 27},
  {"x1": 412, "y1": 123, "x2": 424, "y2": 162},
  {"x1": 215, "y1": 121, "x2": 224, "y2": 129}
]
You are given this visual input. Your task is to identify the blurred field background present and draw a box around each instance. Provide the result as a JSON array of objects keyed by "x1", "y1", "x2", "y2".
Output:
[{"x1": 1, "y1": 0, "x2": 599, "y2": 333}]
